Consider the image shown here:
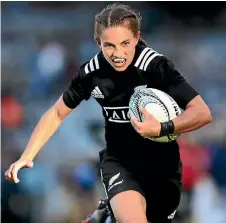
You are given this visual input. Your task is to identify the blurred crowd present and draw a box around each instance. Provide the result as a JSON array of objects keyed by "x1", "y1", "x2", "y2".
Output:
[{"x1": 1, "y1": 2, "x2": 226, "y2": 223}]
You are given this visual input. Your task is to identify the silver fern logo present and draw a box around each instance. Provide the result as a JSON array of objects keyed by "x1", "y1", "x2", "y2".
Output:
[
  {"x1": 109, "y1": 173, "x2": 120, "y2": 186},
  {"x1": 108, "y1": 173, "x2": 123, "y2": 192}
]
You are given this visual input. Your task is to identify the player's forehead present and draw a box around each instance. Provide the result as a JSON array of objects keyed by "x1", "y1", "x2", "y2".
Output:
[{"x1": 100, "y1": 26, "x2": 134, "y2": 45}]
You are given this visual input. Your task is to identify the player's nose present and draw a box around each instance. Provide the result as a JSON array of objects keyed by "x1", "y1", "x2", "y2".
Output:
[{"x1": 113, "y1": 47, "x2": 125, "y2": 57}]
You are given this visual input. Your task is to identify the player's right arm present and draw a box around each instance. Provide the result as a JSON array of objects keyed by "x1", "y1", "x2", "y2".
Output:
[
  {"x1": 5, "y1": 65, "x2": 92, "y2": 183},
  {"x1": 5, "y1": 96, "x2": 72, "y2": 183}
]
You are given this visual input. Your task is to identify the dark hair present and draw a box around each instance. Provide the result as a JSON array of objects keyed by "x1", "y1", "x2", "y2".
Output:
[{"x1": 94, "y1": 3, "x2": 147, "y2": 46}]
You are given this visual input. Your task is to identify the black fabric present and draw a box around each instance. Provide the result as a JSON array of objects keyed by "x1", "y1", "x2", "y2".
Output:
[
  {"x1": 99, "y1": 149, "x2": 182, "y2": 223},
  {"x1": 63, "y1": 64, "x2": 93, "y2": 109},
  {"x1": 146, "y1": 56, "x2": 199, "y2": 110}
]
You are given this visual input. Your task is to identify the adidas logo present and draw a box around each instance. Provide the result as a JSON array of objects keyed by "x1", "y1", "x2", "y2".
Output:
[{"x1": 91, "y1": 86, "x2": 104, "y2": 99}]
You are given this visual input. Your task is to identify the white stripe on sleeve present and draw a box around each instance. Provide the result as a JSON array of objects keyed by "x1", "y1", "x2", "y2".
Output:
[
  {"x1": 94, "y1": 54, "x2": 99, "y2": 69},
  {"x1": 144, "y1": 53, "x2": 163, "y2": 71},
  {"x1": 134, "y1": 47, "x2": 151, "y2": 67},
  {"x1": 84, "y1": 63, "x2": 89, "y2": 74},
  {"x1": 139, "y1": 49, "x2": 155, "y2": 70}
]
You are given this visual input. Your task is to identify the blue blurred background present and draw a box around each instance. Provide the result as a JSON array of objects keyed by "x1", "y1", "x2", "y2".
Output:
[{"x1": 1, "y1": 2, "x2": 226, "y2": 223}]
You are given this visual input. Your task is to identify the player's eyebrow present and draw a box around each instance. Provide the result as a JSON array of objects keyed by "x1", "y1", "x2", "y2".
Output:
[
  {"x1": 121, "y1": 39, "x2": 130, "y2": 43},
  {"x1": 104, "y1": 42, "x2": 115, "y2": 47},
  {"x1": 104, "y1": 39, "x2": 130, "y2": 46}
]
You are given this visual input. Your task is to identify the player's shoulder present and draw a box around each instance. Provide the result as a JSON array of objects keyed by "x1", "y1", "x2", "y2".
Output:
[
  {"x1": 134, "y1": 44, "x2": 165, "y2": 72},
  {"x1": 79, "y1": 52, "x2": 102, "y2": 76}
]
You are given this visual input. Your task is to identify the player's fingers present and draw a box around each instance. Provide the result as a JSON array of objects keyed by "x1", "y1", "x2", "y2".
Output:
[
  {"x1": 5, "y1": 171, "x2": 10, "y2": 180},
  {"x1": 5, "y1": 170, "x2": 11, "y2": 181},
  {"x1": 5, "y1": 174, "x2": 15, "y2": 182},
  {"x1": 130, "y1": 115, "x2": 137, "y2": 124},
  {"x1": 11, "y1": 161, "x2": 26, "y2": 183},
  {"x1": 12, "y1": 166, "x2": 20, "y2": 183},
  {"x1": 139, "y1": 107, "x2": 152, "y2": 119},
  {"x1": 5, "y1": 164, "x2": 14, "y2": 180},
  {"x1": 131, "y1": 116, "x2": 141, "y2": 130},
  {"x1": 5, "y1": 175, "x2": 13, "y2": 182},
  {"x1": 130, "y1": 117, "x2": 136, "y2": 128}
]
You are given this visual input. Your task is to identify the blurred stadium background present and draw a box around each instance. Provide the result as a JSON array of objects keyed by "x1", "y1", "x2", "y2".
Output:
[{"x1": 1, "y1": 1, "x2": 226, "y2": 223}]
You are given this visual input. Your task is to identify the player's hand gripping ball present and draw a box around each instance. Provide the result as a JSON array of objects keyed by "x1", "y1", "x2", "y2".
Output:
[{"x1": 129, "y1": 86, "x2": 181, "y2": 143}]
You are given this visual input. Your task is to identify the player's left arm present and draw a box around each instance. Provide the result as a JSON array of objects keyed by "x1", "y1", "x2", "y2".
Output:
[
  {"x1": 151, "y1": 56, "x2": 212, "y2": 134},
  {"x1": 173, "y1": 95, "x2": 212, "y2": 133}
]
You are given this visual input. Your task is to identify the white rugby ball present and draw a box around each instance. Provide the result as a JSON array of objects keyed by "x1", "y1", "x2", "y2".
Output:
[{"x1": 129, "y1": 87, "x2": 181, "y2": 143}]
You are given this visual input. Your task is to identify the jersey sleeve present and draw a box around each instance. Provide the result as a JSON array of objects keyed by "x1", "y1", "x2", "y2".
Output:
[
  {"x1": 62, "y1": 65, "x2": 92, "y2": 109},
  {"x1": 146, "y1": 56, "x2": 199, "y2": 110}
]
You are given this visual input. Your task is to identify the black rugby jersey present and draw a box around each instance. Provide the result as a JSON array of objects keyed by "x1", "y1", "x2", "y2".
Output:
[{"x1": 63, "y1": 44, "x2": 198, "y2": 160}]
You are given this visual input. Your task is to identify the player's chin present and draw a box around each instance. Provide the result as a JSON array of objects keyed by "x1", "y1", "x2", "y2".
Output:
[{"x1": 113, "y1": 64, "x2": 129, "y2": 72}]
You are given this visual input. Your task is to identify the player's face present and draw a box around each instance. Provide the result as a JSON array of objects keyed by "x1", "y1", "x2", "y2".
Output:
[{"x1": 98, "y1": 26, "x2": 140, "y2": 72}]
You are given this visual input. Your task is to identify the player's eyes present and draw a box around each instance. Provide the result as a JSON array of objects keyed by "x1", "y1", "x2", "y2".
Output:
[
  {"x1": 105, "y1": 44, "x2": 114, "y2": 48},
  {"x1": 122, "y1": 42, "x2": 129, "y2": 46}
]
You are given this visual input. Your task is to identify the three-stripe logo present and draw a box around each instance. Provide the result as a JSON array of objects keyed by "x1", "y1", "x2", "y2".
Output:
[
  {"x1": 134, "y1": 47, "x2": 163, "y2": 71},
  {"x1": 84, "y1": 54, "x2": 100, "y2": 74},
  {"x1": 91, "y1": 86, "x2": 104, "y2": 99}
]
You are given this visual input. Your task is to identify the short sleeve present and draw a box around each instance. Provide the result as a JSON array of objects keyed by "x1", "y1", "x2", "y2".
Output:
[
  {"x1": 63, "y1": 66, "x2": 92, "y2": 109},
  {"x1": 147, "y1": 56, "x2": 199, "y2": 110}
]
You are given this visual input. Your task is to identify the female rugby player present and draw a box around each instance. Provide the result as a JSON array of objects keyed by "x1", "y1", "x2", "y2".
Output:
[{"x1": 5, "y1": 3, "x2": 212, "y2": 223}]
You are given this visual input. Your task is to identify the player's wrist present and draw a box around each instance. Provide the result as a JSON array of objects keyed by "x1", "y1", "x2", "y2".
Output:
[
  {"x1": 155, "y1": 123, "x2": 161, "y2": 137},
  {"x1": 20, "y1": 154, "x2": 34, "y2": 161},
  {"x1": 159, "y1": 120, "x2": 175, "y2": 137}
]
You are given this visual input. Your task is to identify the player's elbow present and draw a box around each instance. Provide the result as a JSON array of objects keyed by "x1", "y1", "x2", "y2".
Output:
[
  {"x1": 52, "y1": 95, "x2": 73, "y2": 121},
  {"x1": 201, "y1": 106, "x2": 212, "y2": 125},
  {"x1": 206, "y1": 108, "x2": 212, "y2": 124},
  {"x1": 189, "y1": 96, "x2": 212, "y2": 126}
]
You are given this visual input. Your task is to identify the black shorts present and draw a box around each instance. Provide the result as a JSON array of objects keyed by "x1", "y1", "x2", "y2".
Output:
[{"x1": 99, "y1": 149, "x2": 182, "y2": 223}]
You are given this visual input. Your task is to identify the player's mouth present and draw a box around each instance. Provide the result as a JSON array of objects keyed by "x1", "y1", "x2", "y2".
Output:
[{"x1": 112, "y1": 58, "x2": 126, "y2": 67}]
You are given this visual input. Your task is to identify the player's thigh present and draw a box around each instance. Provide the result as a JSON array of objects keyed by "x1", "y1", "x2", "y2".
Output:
[
  {"x1": 99, "y1": 150, "x2": 148, "y2": 223},
  {"x1": 110, "y1": 190, "x2": 148, "y2": 223}
]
